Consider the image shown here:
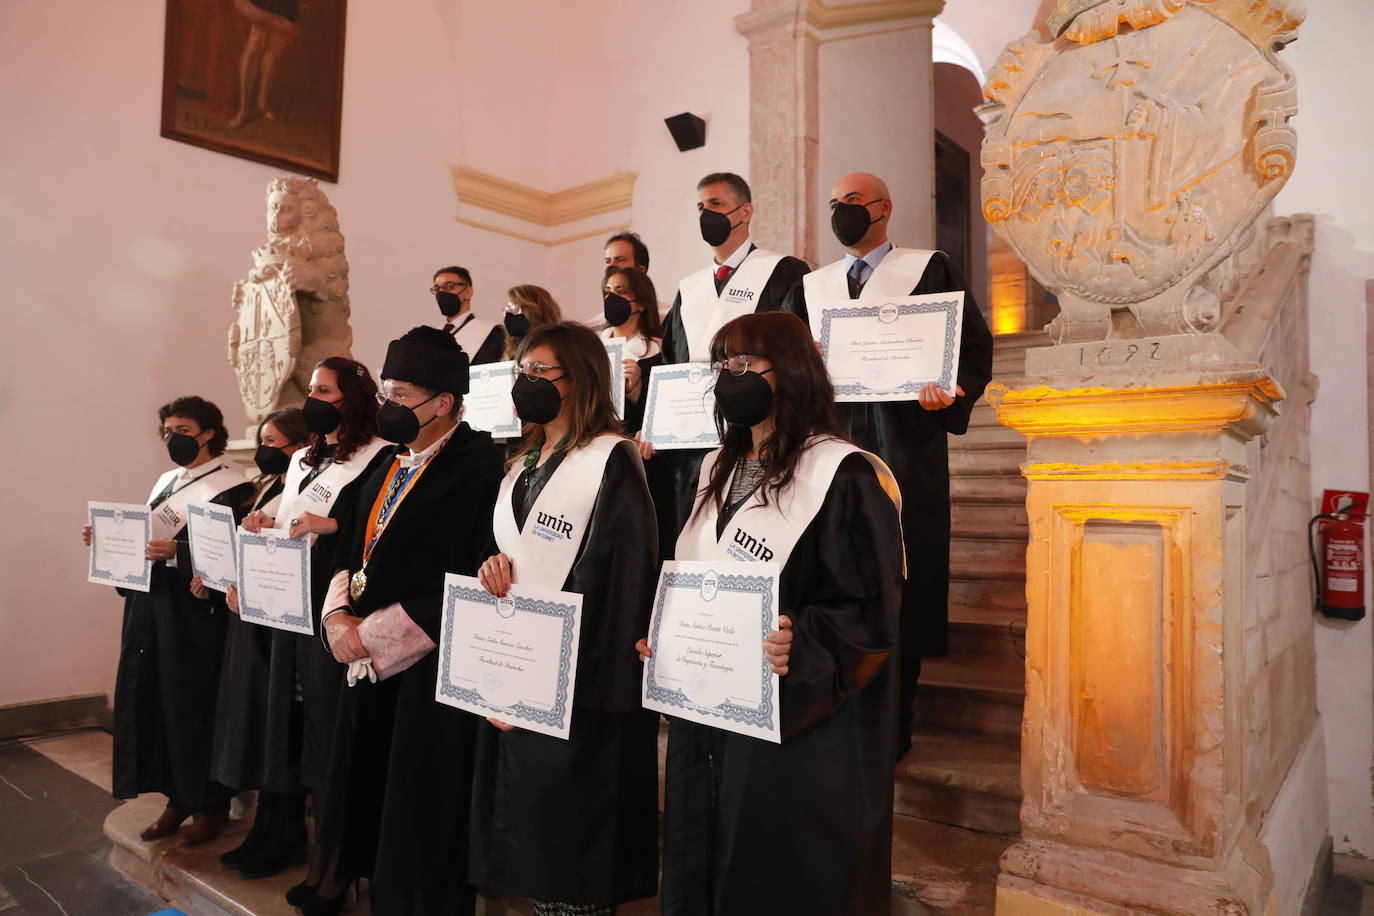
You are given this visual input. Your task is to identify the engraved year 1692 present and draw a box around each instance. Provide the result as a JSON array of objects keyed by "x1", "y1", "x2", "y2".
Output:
[{"x1": 1078, "y1": 342, "x2": 1162, "y2": 366}]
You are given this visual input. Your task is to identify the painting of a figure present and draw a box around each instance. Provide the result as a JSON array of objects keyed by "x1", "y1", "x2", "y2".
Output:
[{"x1": 161, "y1": 0, "x2": 347, "y2": 182}]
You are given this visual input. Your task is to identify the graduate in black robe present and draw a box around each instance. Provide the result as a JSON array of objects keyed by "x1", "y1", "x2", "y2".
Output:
[
  {"x1": 469, "y1": 322, "x2": 660, "y2": 912},
  {"x1": 97, "y1": 397, "x2": 255, "y2": 845},
  {"x1": 309, "y1": 327, "x2": 503, "y2": 916},
  {"x1": 642, "y1": 172, "x2": 809, "y2": 558},
  {"x1": 783, "y1": 172, "x2": 995, "y2": 755},
  {"x1": 649, "y1": 313, "x2": 904, "y2": 915}
]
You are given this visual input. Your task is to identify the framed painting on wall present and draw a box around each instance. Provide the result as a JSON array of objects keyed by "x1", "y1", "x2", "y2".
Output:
[{"x1": 160, "y1": 0, "x2": 347, "y2": 182}]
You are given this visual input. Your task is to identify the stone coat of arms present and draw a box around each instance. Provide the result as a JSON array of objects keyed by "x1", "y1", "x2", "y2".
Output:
[
  {"x1": 979, "y1": 0, "x2": 1304, "y2": 343},
  {"x1": 228, "y1": 177, "x2": 353, "y2": 430}
]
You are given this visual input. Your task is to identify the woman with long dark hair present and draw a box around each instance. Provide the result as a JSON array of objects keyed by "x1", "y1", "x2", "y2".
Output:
[
  {"x1": 641, "y1": 311, "x2": 905, "y2": 916},
  {"x1": 82, "y1": 396, "x2": 255, "y2": 845},
  {"x1": 203, "y1": 408, "x2": 309, "y2": 872},
  {"x1": 601, "y1": 266, "x2": 662, "y2": 435},
  {"x1": 229, "y1": 357, "x2": 391, "y2": 897},
  {"x1": 470, "y1": 322, "x2": 660, "y2": 914}
]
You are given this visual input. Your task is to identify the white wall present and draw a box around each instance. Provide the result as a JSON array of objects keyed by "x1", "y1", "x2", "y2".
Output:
[{"x1": 1274, "y1": 0, "x2": 1374, "y2": 857}]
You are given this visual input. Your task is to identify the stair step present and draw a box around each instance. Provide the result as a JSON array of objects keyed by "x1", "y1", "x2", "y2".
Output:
[
  {"x1": 951, "y1": 500, "x2": 1029, "y2": 529},
  {"x1": 958, "y1": 425, "x2": 1026, "y2": 448},
  {"x1": 950, "y1": 538, "x2": 1027, "y2": 572},
  {"x1": 950, "y1": 524, "x2": 1028, "y2": 542},
  {"x1": 950, "y1": 476, "x2": 1027, "y2": 502},
  {"x1": 916, "y1": 681, "x2": 1024, "y2": 740},
  {"x1": 949, "y1": 448, "x2": 1025, "y2": 476},
  {"x1": 950, "y1": 576, "x2": 1027, "y2": 612},
  {"x1": 923, "y1": 655, "x2": 1026, "y2": 695},
  {"x1": 891, "y1": 814, "x2": 1012, "y2": 915},
  {"x1": 896, "y1": 729, "x2": 1022, "y2": 834}
]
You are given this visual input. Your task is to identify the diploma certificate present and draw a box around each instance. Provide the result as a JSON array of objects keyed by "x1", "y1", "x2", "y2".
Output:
[
  {"x1": 642, "y1": 363, "x2": 720, "y2": 450},
  {"x1": 818, "y1": 292, "x2": 965, "y2": 402},
  {"x1": 88, "y1": 501, "x2": 153, "y2": 592},
  {"x1": 465, "y1": 360, "x2": 522, "y2": 439},
  {"x1": 436, "y1": 574, "x2": 583, "y2": 740},
  {"x1": 236, "y1": 528, "x2": 313, "y2": 635},
  {"x1": 604, "y1": 338, "x2": 626, "y2": 419},
  {"x1": 187, "y1": 501, "x2": 237, "y2": 592},
  {"x1": 642, "y1": 560, "x2": 780, "y2": 743}
]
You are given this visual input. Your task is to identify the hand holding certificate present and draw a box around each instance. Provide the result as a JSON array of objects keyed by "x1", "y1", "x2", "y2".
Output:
[
  {"x1": 642, "y1": 363, "x2": 720, "y2": 450},
  {"x1": 235, "y1": 527, "x2": 313, "y2": 634},
  {"x1": 436, "y1": 574, "x2": 583, "y2": 740},
  {"x1": 187, "y1": 501, "x2": 237, "y2": 592},
  {"x1": 464, "y1": 360, "x2": 522, "y2": 439},
  {"x1": 641, "y1": 560, "x2": 781, "y2": 743},
  {"x1": 818, "y1": 291, "x2": 965, "y2": 402},
  {"x1": 88, "y1": 501, "x2": 153, "y2": 592}
]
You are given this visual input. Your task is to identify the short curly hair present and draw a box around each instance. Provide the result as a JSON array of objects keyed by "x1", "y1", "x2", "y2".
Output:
[{"x1": 157, "y1": 396, "x2": 230, "y2": 456}]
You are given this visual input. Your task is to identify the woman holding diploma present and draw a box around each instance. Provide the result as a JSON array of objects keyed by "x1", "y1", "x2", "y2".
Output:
[
  {"x1": 204, "y1": 408, "x2": 312, "y2": 877},
  {"x1": 471, "y1": 321, "x2": 660, "y2": 914},
  {"x1": 640, "y1": 312, "x2": 905, "y2": 916},
  {"x1": 84, "y1": 396, "x2": 254, "y2": 845},
  {"x1": 601, "y1": 266, "x2": 662, "y2": 437}
]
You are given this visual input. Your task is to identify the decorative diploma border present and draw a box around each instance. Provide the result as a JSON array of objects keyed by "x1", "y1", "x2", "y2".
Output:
[
  {"x1": 187, "y1": 502, "x2": 236, "y2": 590},
  {"x1": 88, "y1": 505, "x2": 152, "y2": 587},
  {"x1": 467, "y1": 361, "x2": 522, "y2": 439},
  {"x1": 819, "y1": 298, "x2": 961, "y2": 396},
  {"x1": 644, "y1": 570, "x2": 776, "y2": 730},
  {"x1": 235, "y1": 530, "x2": 313, "y2": 633},
  {"x1": 643, "y1": 363, "x2": 719, "y2": 448},
  {"x1": 438, "y1": 583, "x2": 578, "y2": 731},
  {"x1": 604, "y1": 338, "x2": 626, "y2": 419}
]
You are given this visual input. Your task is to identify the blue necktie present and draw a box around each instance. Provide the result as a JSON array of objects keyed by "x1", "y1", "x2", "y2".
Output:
[{"x1": 847, "y1": 259, "x2": 867, "y2": 299}]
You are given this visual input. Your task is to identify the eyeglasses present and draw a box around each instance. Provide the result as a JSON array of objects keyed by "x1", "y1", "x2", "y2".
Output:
[
  {"x1": 513, "y1": 360, "x2": 563, "y2": 382},
  {"x1": 504, "y1": 303, "x2": 523, "y2": 315},
  {"x1": 429, "y1": 281, "x2": 470, "y2": 294},
  {"x1": 375, "y1": 390, "x2": 429, "y2": 407},
  {"x1": 710, "y1": 354, "x2": 764, "y2": 376}
]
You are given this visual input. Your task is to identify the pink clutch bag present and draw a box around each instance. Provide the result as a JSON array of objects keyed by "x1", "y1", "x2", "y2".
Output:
[{"x1": 356, "y1": 603, "x2": 437, "y2": 681}]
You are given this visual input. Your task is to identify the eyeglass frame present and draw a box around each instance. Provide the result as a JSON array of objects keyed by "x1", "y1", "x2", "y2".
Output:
[
  {"x1": 374, "y1": 389, "x2": 438, "y2": 408},
  {"x1": 429, "y1": 281, "x2": 470, "y2": 294},
  {"x1": 512, "y1": 360, "x2": 564, "y2": 382},
  {"x1": 710, "y1": 354, "x2": 767, "y2": 376}
]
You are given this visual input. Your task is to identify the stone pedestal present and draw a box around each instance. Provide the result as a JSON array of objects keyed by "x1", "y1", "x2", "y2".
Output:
[{"x1": 987, "y1": 335, "x2": 1283, "y2": 914}]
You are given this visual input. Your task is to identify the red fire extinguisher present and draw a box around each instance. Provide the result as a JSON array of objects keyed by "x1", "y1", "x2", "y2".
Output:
[{"x1": 1309, "y1": 490, "x2": 1368, "y2": 620}]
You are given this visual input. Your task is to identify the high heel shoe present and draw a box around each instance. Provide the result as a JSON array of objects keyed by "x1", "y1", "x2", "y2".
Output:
[
  {"x1": 300, "y1": 881, "x2": 354, "y2": 916},
  {"x1": 284, "y1": 878, "x2": 319, "y2": 907}
]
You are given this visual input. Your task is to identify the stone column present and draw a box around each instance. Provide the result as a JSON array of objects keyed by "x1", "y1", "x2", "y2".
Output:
[
  {"x1": 735, "y1": 0, "x2": 943, "y2": 264},
  {"x1": 988, "y1": 337, "x2": 1283, "y2": 914}
]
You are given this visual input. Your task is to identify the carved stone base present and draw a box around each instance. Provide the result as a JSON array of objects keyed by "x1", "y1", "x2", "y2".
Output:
[{"x1": 1024, "y1": 331, "x2": 1244, "y2": 376}]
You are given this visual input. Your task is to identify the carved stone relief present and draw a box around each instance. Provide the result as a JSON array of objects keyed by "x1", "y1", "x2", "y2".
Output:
[
  {"x1": 980, "y1": 0, "x2": 1303, "y2": 343},
  {"x1": 227, "y1": 177, "x2": 353, "y2": 430}
]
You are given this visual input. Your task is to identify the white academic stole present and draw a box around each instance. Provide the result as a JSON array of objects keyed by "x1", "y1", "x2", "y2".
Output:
[
  {"x1": 276, "y1": 438, "x2": 389, "y2": 532},
  {"x1": 677, "y1": 248, "x2": 786, "y2": 361},
  {"x1": 675, "y1": 437, "x2": 903, "y2": 572},
  {"x1": 800, "y1": 247, "x2": 938, "y2": 340},
  {"x1": 451, "y1": 312, "x2": 500, "y2": 356},
  {"x1": 147, "y1": 462, "x2": 249, "y2": 540},
  {"x1": 492, "y1": 435, "x2": 630, "y2": 589}
]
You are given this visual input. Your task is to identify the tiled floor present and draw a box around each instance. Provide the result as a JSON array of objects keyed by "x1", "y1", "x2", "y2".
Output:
[{"x1": 0, "y1": 732, "x2": 160, "y2": 915}]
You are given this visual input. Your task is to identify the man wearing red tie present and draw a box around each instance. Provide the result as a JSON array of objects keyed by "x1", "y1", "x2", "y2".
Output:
[
  {"x1": 431, "y1": 265, "x2": 505, "y2": 365},
  {"x1": 643, "y1": 172, "x2": 810, "y2": 552}
]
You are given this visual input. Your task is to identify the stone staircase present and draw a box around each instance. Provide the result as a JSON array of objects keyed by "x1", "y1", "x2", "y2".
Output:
[{"x1": 890, "y1": 329, "x2": 1045, "y2": 914}]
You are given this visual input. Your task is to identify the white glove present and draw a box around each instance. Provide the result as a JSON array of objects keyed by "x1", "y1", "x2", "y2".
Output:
[{"x1": 346, "y1": 657, "x2": 377, "y2": 687}]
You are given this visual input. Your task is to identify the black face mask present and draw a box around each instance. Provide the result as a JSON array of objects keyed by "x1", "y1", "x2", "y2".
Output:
[
  {"x1": 436, "y1": 291, "x2": 463, "y2": 317},
  {"x1": 301, "y1": 396, "x2": 341, "y2": 435},
  {"x1": 376, "y1": 393, "x2": 440, "y2": 444},
  {"x1": 699, "y1": 205, "x2": 744, "y2": 247},
  {"x1": 714, "y1": 369, "x2": 773, "y2": 428},
  {"x1": 830, "y1": 199, "x2": 886, "y2": 247},
  {"x1": 603, "y1": 292, "x2": 632, "y2": 328},
  {"x1": 504, "y1": 312, "x2": 530, "y2": 338},
  {"x1": 511, "y1": 375, "x2": 562, "y2": 426},
  {"x1": 165, "y1": 432, "x2": 202, "y2": 467},
  {"x1": 254, "y1": 444, "x2": 291, "y2": 476}
]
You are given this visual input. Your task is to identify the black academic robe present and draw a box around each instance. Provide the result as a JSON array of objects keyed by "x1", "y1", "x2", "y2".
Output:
[
  {"x1": 209, "y1": 477, "x2": 286, "y2": 792},
  {"x1": 469, "y1": 445, "x2": 660, "y2": 906},
  {"x1": 319, "y1": 423, "x2": 503, "y2": 914},
  {"x1": 649, "y1": 250, "x2": 811, "y2": 556},
  {"x1": 112, "y1": 473, "x2": 255, "y2": 809},
  {"x1": 661, "y1": 455, "x2": 904, "y2": 916},
  {"x1": 260, "y1": 445, "x2": 394, "y2": 795},
  {"x1": 782, "y1": 252, "x2": 994, "y2": 660}
]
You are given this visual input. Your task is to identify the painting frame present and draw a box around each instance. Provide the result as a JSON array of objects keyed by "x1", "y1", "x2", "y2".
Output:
[{"x1": 160, "y1": 0, "x2": 347, "y2": 182}]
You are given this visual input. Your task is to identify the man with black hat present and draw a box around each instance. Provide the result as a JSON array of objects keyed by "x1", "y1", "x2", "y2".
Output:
[{"x1": 309, "y1": 326, "x2": 503, "y2": 915}]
